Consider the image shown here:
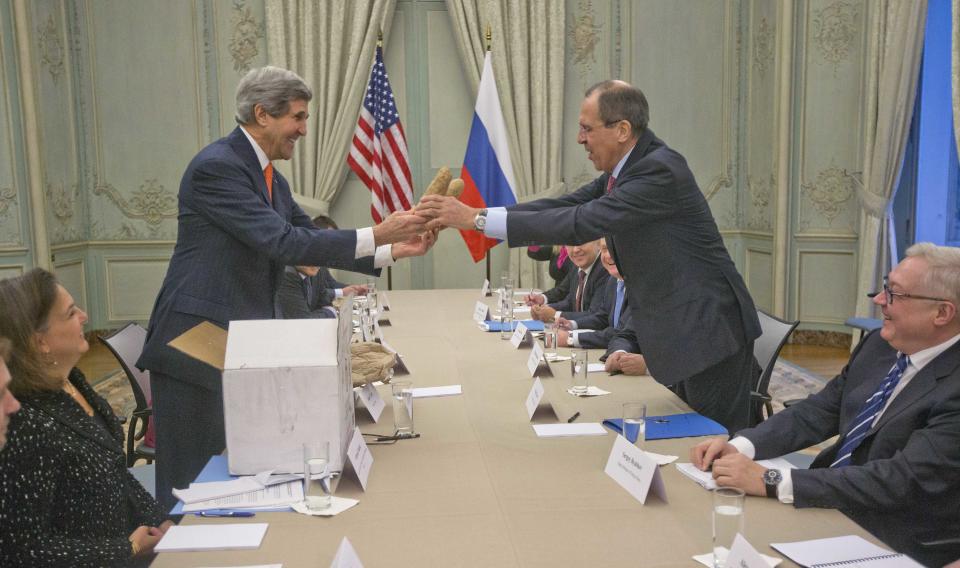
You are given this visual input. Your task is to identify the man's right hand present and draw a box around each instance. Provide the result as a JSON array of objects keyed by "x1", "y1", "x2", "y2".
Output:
[
  {"x1": 372, "y1": 210, "x2": 428, "y2": 246},
  {"x1": 525, "y1": 293, "x2": 546, "y2": 306},
  {"x1": 690, "y1": 437, "x2": 739, "y2": 471}
]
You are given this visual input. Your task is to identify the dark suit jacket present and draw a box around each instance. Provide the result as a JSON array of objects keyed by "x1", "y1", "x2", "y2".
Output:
[
  {"x1": 138, "y1": 127, "x2": 376, "y2": 390},
  {"x1": 548, "y1": 255, "x2": 609, "y2": 314},
  {"x1": 737, "y1": 331, "x2": 960, "y2": 566},
  {"x1": 504, "y1": 128, "x2": 760, "y2": 385},
  {"x1": 528, "y1": 246, "x2": 574, "y2": 301},
  {"x1": 0, "y1": 369, "x2": 164, "y2": 567},
  {"x1": 574, "y1": 278, "x2": 632, "y2": 350},
  {"x1": 277, "y1": 267, "x2": 336, "y2": 319}
]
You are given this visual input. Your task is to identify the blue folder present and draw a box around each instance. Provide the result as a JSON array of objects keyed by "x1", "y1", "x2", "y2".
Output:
[
  {"x1": 169, "y1": 455, "x2": 295, "y2": 515},
  {"x1": 483, "y1": 320, "x2": 544, "y2": 332},
  {"x1": 602, "y1": 412, "x2": 728, "y2": 443}
]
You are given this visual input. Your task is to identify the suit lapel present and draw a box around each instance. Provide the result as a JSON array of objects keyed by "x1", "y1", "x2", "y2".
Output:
[
  {"x1": 31, "y1": 392, "x2": 123, "y2": 457},
  {"x1": 869, "y1": 341, "x2": 960, "y2": 434},
  {"x1": 227, "y1": 127, "x2": 273, "y2": 206}
]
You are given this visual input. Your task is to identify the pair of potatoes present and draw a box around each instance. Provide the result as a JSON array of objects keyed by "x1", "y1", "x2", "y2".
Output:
[{"x1": 422, "y1": 167, "x2": 464, "y2": 199}]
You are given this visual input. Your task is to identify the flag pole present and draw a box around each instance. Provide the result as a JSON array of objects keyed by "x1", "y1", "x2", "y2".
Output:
[
  {"x1": 376, "y1": 27, "x2": 395, "y2": 291},
  {"x1": 484, "y1": 24, "x2": 492, "y2": 285}
]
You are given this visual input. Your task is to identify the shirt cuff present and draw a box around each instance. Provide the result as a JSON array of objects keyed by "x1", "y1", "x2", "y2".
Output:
[
  {"x1": 484, "y1": 208, "x2": 508, "y2": 240},
  {"x1": 570, "y1": 330, "x2": 580, "y2": 347},
  {"x1": 777, "y1": 469, "x2": 795, "y2": 504},
  {"x1": 334, "y1": 289, "x2": 344, "y2": 298},
  {"x1": 355, "y1": 227, "x2": 376, "y2": 258},
  {"x1": 569, "y1": 320, "x2": 579, "y2": 330},
  {"x1": 728, "y1": 436, "x2": 756, "y2": 459},
  {"x1": 374, "y1": 244, "x2": 395, "y2": 269},
  {"x1": 322, "y1": 307, "x2": 338, "y2": 318}
]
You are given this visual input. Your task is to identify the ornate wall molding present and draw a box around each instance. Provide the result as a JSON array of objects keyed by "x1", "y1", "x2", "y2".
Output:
[
  {"x1": 568, "y1": 0, "x2": 601, "y2": 77},
  {"x1": 752, "y1": 16, "x2": 775, "y2": 78},
  {"x1": 229, "y1": 0, "x2": 264, "y2": 73},
  {"x1": 0, "y1": 186, "x2": 16, "y2": 217},
  {"x1": 811, "y1": 1, "x2": 858, "y2": 72},
  {"x1": 45, "y1": 181, "x2": 76, "y2": 225},
  {"x1": 93, "y1": 178, "x2": 177, "y2": 226},
  {"x1": 37, "y1": 13, "x2": 65, "y2": 83},
  {"x1": 800, "y1": 165, "x2": 855, "y2": 224}
]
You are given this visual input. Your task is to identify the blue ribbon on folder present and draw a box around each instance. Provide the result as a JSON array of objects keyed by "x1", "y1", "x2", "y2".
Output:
[
  {"x1": 483, "y1": 320, "x2": 544, "y2": 332},
  {"x1": 603, "y1": 412, "x2": 728, "y2": 442}
]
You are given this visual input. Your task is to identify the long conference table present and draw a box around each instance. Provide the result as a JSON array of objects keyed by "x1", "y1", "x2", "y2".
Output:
[{"x1": 152, "y1": 289, "x2": 878, "y2": 567}]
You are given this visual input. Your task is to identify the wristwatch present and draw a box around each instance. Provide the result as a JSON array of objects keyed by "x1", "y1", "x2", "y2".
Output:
[
  {"x1": 473, "y1": 208, "x2": 488, "y2": 232},
  {"x1": 762, "y1": 468, "x2": 782, "y2": 498}
]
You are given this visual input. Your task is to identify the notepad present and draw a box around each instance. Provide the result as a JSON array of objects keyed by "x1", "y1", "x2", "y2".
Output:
[
  {"x1": 770, "y1": 535, "x2": 923, "y2": 567},
  {"x1": 155, "y1": 523, "x2": 269, "y2": 553},
  {"x1": 533, "y1": 423, "x2": 607, "y2": 437},
  {"x1": 411, "y1": 385, "x2": 462, "y2": 398},
  {"x1": 676, "y1": 457, "x2": 795, "y2": 490}
]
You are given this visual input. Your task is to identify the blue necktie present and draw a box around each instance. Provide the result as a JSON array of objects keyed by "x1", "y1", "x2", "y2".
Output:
[
  {"x1": 831, "y1": 354, "x2": 909, "y2": 468},
  {"x1": 612, "y1": 280, "x2": 625, "y2": 328}
]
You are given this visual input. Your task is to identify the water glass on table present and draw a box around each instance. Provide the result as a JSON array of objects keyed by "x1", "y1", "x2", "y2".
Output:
[
  {"x1": 712, "y1": 487, "x2": 745, "y2": 568},
  {"x1": 391, "y1": 380, "x2": 414, "y2": 436},
  {"x1": 500, "y1": 282, "x2": 515, "y2": 340},
  {"x1": 570, "y1": 350, "x2": 588, "y2": 395},
  {"x1": 543, "y1": 321, "x2": 559, "y2": 358},
  {"x1": 365, "y1": 277, "x2": 378, "y2": 314},
  {"x1": 303, "y1": 441, "x2": 333, "y2": 511},
  {"x1": 622, "y1": 402, "x2": 646, "y2": 450}
]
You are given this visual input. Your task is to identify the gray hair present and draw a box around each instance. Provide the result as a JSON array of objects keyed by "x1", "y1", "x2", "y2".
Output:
[
  {"x1": 585, "y1": 80, "x2": 649, "y2": 137},
  {"x1": 235, "y1": 66, "x2": 313, "y2": 125},
  {"x1": 905, "y1": 242, "x2": 960, "y2": 303}
]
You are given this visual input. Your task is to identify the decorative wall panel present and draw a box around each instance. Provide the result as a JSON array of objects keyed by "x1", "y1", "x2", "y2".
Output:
[
  {"x1": 53, "y1": 257, "x2": 86, "y2": 312},
  {"x1": 746, "y1": 246, "x2": 773, "y2": 312},
  {"x1": 104, "y1": 257, "x2": 168, "y2": 321},
  {"x1": 796, "y1": 249, "x2": 856, "y2": 324},
  {"x1": 0, "y1": 1, "x2": 24, "y2": 246}
]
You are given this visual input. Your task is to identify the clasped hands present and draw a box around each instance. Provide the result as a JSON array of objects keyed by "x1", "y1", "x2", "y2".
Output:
[
  {"x1": 690, "y1": 438, "x2": 768, "y2": 497},
  {"x1": 372, "y1": 209, "x2": 439, "y2": 259}
]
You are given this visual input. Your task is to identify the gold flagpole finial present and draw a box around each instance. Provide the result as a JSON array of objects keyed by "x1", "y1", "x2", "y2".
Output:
[
  {"x1": 485, "y1": 25, "x2": 491, "y2": 51},
  {"x1": 377, "y1": 27, "x2": 383, "y2": 48}
]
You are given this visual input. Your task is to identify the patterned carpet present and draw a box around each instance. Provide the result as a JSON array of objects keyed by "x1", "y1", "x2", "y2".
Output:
[{"x1": 767, "y1": 359, "x2": 830, "y2": 413}]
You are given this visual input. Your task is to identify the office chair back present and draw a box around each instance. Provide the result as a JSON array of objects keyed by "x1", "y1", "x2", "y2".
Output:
[
  {"x1": 751, "y1": 310, "x2": 799, "y2": 425},
  {"x1": 99, "y1": 322, "x2": 155, "y2": 467}
]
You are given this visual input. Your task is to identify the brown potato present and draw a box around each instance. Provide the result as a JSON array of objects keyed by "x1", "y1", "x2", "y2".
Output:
[
  {"x1": 423, "y1": 167, "x2": 452, "y2": 197},
  {"x1": 445, "y1": 178, "x2": 464, "y2": 198}
]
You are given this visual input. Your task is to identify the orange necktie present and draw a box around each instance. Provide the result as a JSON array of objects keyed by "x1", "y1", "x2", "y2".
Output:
[{"x1": 264, "y1": 163, "x2": 274, "y2": 203}]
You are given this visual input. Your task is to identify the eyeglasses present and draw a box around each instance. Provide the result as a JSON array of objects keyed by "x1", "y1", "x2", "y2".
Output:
[
  {"x1": 867, "y1": 277, "x2": 952, "y2": 305},
  {"x1": 578, "y1": 119, "x2": 624, "y2": 135}
]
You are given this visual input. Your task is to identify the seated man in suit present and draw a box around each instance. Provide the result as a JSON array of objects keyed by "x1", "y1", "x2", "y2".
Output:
[
  {"x1": 603, "y1": 324, "x2": 648, "y2": 376},
  {"x1": 691, "y1": 243, "x2": 960, "y2": 567},
  {"x1": 556, "y1": 240, "x2": 631, "y2": 349},
  {"x1": 526, "y1": 245, "x2": 573, "y2": 303},
  {"x1": 528, "y1": 240, "x2": 609, "y2": 323}
]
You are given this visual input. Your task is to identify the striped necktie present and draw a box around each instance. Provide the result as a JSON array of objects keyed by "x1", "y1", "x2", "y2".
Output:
[
  {"x1": 606, "y1": 175, "x2": 616, "y2": 193},
  {"x1": 574, "y1": 270, "x2": 586, "y2": 311},
  {"x1": 830, "y1": 354, "x2": 909, "y2": 468},
  {"x1": 612, "y1": 280, "x2": 625, "y2": 328}
]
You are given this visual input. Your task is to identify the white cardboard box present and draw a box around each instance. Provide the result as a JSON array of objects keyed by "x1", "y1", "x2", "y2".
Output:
[{"x1": 169, "y1": 300, "x2": 355, "y2": 475}]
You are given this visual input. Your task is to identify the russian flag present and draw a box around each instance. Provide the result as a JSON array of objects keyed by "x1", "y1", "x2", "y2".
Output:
[{"x1": 458, "y1": 51, "x2": 518, "y2": 262}]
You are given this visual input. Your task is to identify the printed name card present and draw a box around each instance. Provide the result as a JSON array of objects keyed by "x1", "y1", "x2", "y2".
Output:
[
  {"x1": 510, "y1": 322, "x2": 533, "y2": 348},
  {"x1": 379, "y1": 340, "x2": 411, "y2": 375},
  {"x1": 473, "y1": 301, "x2": 490, "y2": 323},
  {"x1": 480, "y1": 278, "x2": 491, "y2": 297},
  {"x1": 357, "y1": 382, "x2": 384, "y2": 423},
  {"x1": 373, "y1": 320, "x2": 386, "y2": 344},
  {"x1": 603, "y1": 434, "x2": 667, "y2": 505},
  {"x1": 331, "y1": 536, "x2": 364, "y2": 568},
  {"x1": 526, "y1": 342, "x2": 553, "y2": 377},
  {"x1": 525, "y1": 377, "x2": 546, "y2": 420},
  {"x1": 346, "y1": 427, "x2": 373, "y2": 491},
  {"x1": 379, "y1": 292, "x2": 391, "y2": 311},
  {"x1": 726, "y1": 534, "x2": 770, "y2": 568}
]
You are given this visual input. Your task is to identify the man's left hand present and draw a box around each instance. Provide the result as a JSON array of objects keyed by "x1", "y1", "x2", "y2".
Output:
[
  {"x1": 558, "y1": 329, "x2": 570, "y2": 347},
  {"x1": 710, "y1": 453, "x2": 767, "y2": 496},
  {"x1": 342, "y1": 284, "x2": 368, "y2": 296},
  {"x1": 531, "y1": 304, "x2": 557, "y2": 323},
  {"x1": 391, "y1": 228, "x2": 439, "y2": 259},
  {"x1": 417, "y1": 195, "x2": 479, "y2": 231},
  {"x1": 619, "y1": 353, "x2": 648, "y2": 376}
]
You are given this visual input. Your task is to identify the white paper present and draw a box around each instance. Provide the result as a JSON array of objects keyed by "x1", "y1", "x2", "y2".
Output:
[
  {"x1": 693, "y1": 548, "x2": 781, "y2": 568},
  {"x1": 373, "y1": 320, "x2": 386, "y2": 344},
  {"x1": 513, "y1": 306, "x2": 532, "y2": 317},
  {"x1": 331, "y1": 536, "x2": 364, "y2": 568},
  {"x1": 566, "y1": 386, "x2": 611, "y2": 397},
  {"x1": 643, "y1": 450, "x2": 679, "y2": 466},
  {"x1": 379, "y1": 292, "x2": 391, "y2": 311},
  {"x1": 587, "y1": 363, "x2": 607, "y2": 373},
  {"x1": 510, "y1": 322, "x2": 532, "y2": 348},
  {"x1": 525, "y1": 377, "x2": 545, "y2": 420},
  {"x1": 173, "y1": 477, "x2": 265, "y2": 504},
  {"x1": 676, "y1": 457, "x2": 797, "y2": 491},
  {"x1": 291, "y1": 496, "x2": 360, "y2": 517},
  {"x1": 473, "y1": 301, "x2": 489, "y2": 322},
  {"x1": 770, "y1": 536, "x2": 920, "y2": 567},
  {"x1": 357, "y1": 382, "x2": 385, "y2": 423},
  {"x1": 410, "y1": 385, "x2": 462, "y2": 398},
  {"x1": 527, "y1": 343, "x2": 551, "y2": 377},
  {"x1": 603, "y1": 434, "x2": 667, "y2": 504},
  {"x1": 727, "y1": 534, "x2": 778, "y2": 568},
  {"x1": 181, "y1": 480, "x2": 303, "y2": 512},
  {"x1": 155, "y1": 523, "x2": 269, "y2": 553},
  {"x1": 480, "y1": 279, "x2": 490, "y2": 298},
  {"x1": 346, "y1": 427, "x2": 373, "y2": 491},
  {"x1": 533, "y1": 423, "x2": 607, "y2": 437}
]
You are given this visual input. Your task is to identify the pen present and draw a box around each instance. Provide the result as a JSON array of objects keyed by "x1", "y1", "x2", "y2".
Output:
[
  {"x1": 195, "y1": 510, "x2": 255, "y2": 518},
  {"x1": 567, "y1": 412, "x2": 581, "y2": 423}
]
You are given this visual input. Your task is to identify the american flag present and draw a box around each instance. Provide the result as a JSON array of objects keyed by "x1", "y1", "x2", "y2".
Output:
[{"x1": 347, "y1": 46, "x2": 413, "y2": 223}]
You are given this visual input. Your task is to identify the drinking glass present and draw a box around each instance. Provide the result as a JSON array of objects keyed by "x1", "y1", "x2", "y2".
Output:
[
  {"x1": 544, "y1": 321, "x2": 559, "y2": 358},
  {"x1": 391, "y1": 380, "x2": 414, "y2": 436},
  {"x1": 365, "y1": 277, "x2": 378, "y2": 314},
  {"x1": 302, "y1": 441, "x2": 332, "y2": 511},
  {"x1": 622, "y1": 402, "x2": 646, "y2": 450},
  {"x1": 570, "y1": 350, "x2": 588, "y2": 395},
  {"x1": 712, "y1": 487, "x2": 745, "y2": 568},
  {"x1": 500, "y1": 281, "x2": 515, "y2": 340}
]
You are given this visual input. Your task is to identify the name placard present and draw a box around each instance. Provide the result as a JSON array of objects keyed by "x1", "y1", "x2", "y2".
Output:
[
  {"x1": 480, "y1": 278, "x2": 491, "y2": 298},
  {"x1": 726, "y1": 534, "x2": 768, "y2": 568},
  {"x1": 379, "y1": 291, "x2": 391, "y2": 311},
  {"x1": 357, "y1": 382, "x2": 384, "y2": 423},
  {"x1": 381, "y1": 340, "x2": 411, "y2": 375},
  {"x1": 346, "y1": 426, "x2": 373, "y2": 491},
  {"x1": 331, "y1": 536, "x2": 363, "y2": 568},
  {"x1": 603, "y1": 434, "x2": 667, "y2": 504},
  {"x1": 526, "y1": 342, "x2": 553, "y2": 377},
  {"x1": 525, "y1": 377, "x2": 545, "y2": 420},
  {"x1": 510, "y1": 322, "x2": 533, "y2": 349},
  {"x1": 473, "y1": 301, "x2": 490, "y2": 323},
  {"x1": 374, "y1": 320, "x2": 386, "y2": 344}
]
